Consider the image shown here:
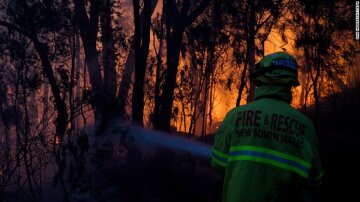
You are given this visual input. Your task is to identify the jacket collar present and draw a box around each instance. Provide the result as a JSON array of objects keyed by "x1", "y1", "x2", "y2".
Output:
[{"x1": 253, "y1": 85, "x2": 292, "y2": 103}]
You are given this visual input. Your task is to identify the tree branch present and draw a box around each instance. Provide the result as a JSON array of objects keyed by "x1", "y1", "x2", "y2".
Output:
[
  {"x1": 183, "y1": 0, "x2": 211, "y2": 27},
  {"x1": 255, "y1": 13, "x2": 272, "y2": 34}
]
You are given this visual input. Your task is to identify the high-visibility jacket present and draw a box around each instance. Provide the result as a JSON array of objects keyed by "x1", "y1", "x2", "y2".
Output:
[{"x1": 212, "y1": 85, "x2": 323, "y2": 202}]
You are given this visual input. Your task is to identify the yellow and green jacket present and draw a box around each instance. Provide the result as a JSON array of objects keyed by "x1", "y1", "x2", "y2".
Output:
[{"x1": 212, "y1": 85, "x2": 323, "y2": 202}]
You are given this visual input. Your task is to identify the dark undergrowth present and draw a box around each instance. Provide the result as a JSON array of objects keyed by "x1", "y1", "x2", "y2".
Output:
[{"x1": 309, "y1": 87, "x2": 360, "y2": 202}]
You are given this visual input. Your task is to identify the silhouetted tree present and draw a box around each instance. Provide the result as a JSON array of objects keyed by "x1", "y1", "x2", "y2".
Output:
[
  {"x1": 0, "y1": 0, "x2": 69, "y2": 139},
  {"x1": 74, "y1": 0, "x2": 105, "y2": 126},
  {"x1": 181, "y1": 0, "x2": 228, "y2": 136},
  {"x1": 292, "y1": 0, "x2": 358, "y2": 124},
  {"x1": 225, "y1": 0, "x2": 289, "y2": 105},
  {"x1": 117, "y1": 0, "x2": 158, "y2": 119},
  {"x1": 131, "y1": 0, "x2": 152, "y2": 125},
  {"x1": 153, "y1": 0, "x2": 211, "y2": 132}
]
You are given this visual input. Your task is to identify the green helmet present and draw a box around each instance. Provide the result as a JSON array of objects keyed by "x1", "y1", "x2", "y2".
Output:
[{"x1": 251, "y1": 52, "x2": 299, "y2": 87}]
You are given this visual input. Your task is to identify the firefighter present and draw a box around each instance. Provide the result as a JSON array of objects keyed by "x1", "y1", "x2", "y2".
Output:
[{"x1": 212, "y1": 52, "x2": 323, "y2": 202}]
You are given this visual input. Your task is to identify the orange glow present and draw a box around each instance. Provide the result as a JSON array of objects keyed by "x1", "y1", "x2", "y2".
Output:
[
  {"x1": 168, "y1": 27, "x2": 351, "y2": 134},
  {"x1": 123, "y1": 2, "x2": 353, "y2": 135},
  {"x1": 55, "y1": 136, "x2": 60, "y2": 145}
]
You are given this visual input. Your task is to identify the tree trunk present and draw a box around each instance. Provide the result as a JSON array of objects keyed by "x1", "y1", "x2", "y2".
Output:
[
  {"x1": 194, "y1": 52, "x2": 207, "y2": 136},
  {"x1": 299, "y1": 69, "x2": 307, "y2": 108},
  {"x1": 117, "y1": 49, "x2": 134, "y2": 118},
  {"x1": 0, "y1": 2, "x2": 68, "y2": 140},
  {"x1": 70, "y1": 29, "x2": 76, "y2": 132},
  {"x1": 154, "y1": 0, "x2": 210, "y2": 132},
  {"x1": 201, "y1": 53, "x2": 212, "y2": 137},
  {"x1": 4, "y1": 122, "x2": 11, "y2": 174},
  {"x1": 155, "y1": 28, "x2": 183, "y2": 131},
  {"x1": 29, "y1": 92, "x2": 38, "y2": 128},
  {"x1": 43, "y1": 82, "x2": 50, "y2": 127},
  {"x1": 101, "y1": 0, "x2": 117, "y2": 99},
  {"x1": 132, "y1": 0, "x2": 152, "y2": 125},
  {"x1": 154, "y1": 0, "x2": 165, "y2": 128},
  {"x1": 188, "y1": 47, "x2": 202, "y2": 135},
  {"x1": 75, "y1": 32, "x2": 82, "y2": 128},
  {"x1": 74, "y1": 0, "x2": 104, "y2": 125},
  {"x1": 313, "y1": 51, "x2": 321, "y2": 127},
  {"x1": 0, "y1": 84, "x2": 11, "y2": 175},
  {"x1": 300, "y1": 16, "x2": 312, "y2": 111},
  {"x1": 82, "y1": 39, "x2": 104, "y2": 123},
  {"x1": 33, "y1": 40, "x2": 68, "y2": 139},
  {"x1": 208, "y1": 0, "x2": 221, "y2": 128},
  {"x1": 98, "y1": 0, "x2": 118, "y2": 130},
  {"x1": 118, "y1": 0, "x2": 159, "y2": 119},
  {"x1": 246, "y1": 1, "x2": 256, "y2": 103},
  {"x1": 209, "y1": 71, "x2": 215, "y2": 127},
  {"x1": 247, "y1": 41, "x2": 256, "y2": 102},
  {"x1": 236, "y1": 47, "x2": 249, "y2": 106}
]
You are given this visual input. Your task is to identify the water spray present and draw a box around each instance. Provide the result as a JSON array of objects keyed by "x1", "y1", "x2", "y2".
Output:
[{"x1": 124, "y1": 125, "x2": 213, "y2": 159}]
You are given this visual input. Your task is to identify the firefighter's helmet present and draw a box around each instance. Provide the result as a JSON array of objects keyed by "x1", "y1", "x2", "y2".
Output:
[{"x1": 251, "y1": 52, "x2": 299, "y2": 86}]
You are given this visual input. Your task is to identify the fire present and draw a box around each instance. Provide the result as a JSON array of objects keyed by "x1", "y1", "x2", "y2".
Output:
[
  {"x1": 55, "y1": 135, "x2": 60, "y2": 145},
  {"x1": 168, "y1": 27, "x2": 342, "y2": 134}
]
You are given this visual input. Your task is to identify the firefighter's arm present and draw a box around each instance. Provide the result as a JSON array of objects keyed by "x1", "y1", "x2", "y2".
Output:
[
  {"x1": 302, "y1": 124, "x2": 324, "y2": 201},
  {"x1": 307, "y1": 124, "x2": 324, "y2": 187},
  {"x1": 211, "y1": 110, "x2": 234, "y2": 171},
  {"x1": 308, "y1": 150, "x2": 324, "y2": 187},
  {"x1": 306, "y1": 151, "x2": 324, "y2": 202}
]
